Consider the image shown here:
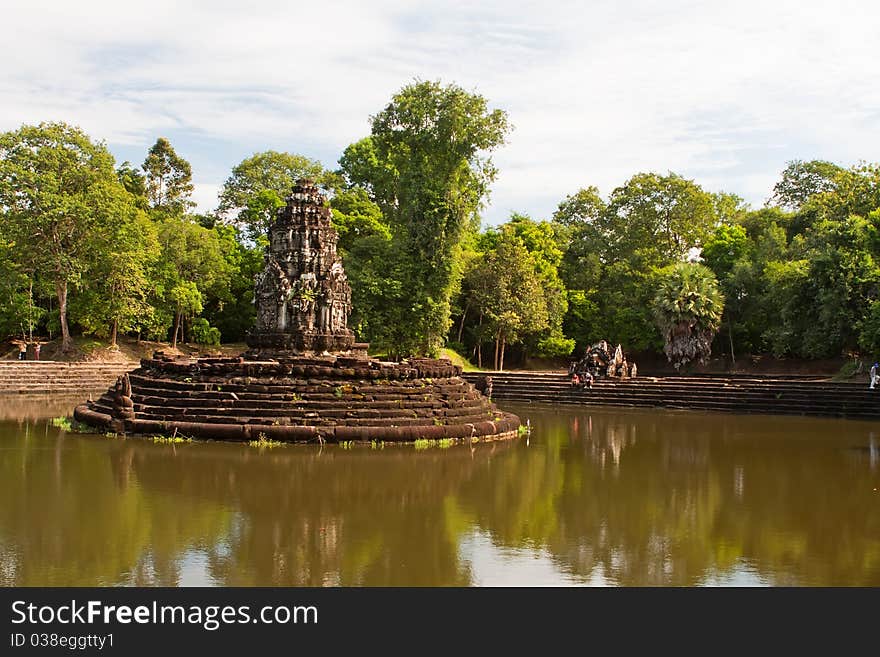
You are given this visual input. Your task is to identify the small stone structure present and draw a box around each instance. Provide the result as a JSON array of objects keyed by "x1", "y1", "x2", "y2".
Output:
[{"x1": 75, "y1": 180, "x2": 519, "y2": 443}]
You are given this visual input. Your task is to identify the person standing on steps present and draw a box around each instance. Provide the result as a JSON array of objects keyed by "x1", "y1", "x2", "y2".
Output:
[
  {"x1": 33, "y1": 343, "x2": 41, "y2": 361},
  {"x1": 871, "y1": 362, "x2": 879, "y2": 390},
  {"x1": 17, "y1": 342, "x2": 27, "y2": 361}
]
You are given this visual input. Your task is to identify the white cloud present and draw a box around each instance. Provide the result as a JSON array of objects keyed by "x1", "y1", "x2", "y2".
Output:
[{"x1": 1, "y1": 0, "x2": 878, "y2": 221}]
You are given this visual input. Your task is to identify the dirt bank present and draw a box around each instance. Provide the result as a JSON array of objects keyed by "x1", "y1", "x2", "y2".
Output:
[{"x1": 1, "y1": 336, "x2": 246, "y2": 363}]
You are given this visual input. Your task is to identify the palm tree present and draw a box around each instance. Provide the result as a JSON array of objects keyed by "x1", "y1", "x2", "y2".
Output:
[{"x1": 652, "y1": 262, "x2": 724, "y2": 370}]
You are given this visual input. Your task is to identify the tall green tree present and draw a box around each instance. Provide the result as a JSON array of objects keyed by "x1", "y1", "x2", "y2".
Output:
[
  {"x1": 552, "y1": 173, "x2": 718, "y2": 354},
  {"x1": 770, "y1": 159, "x2": 843, "y2": 211},
  {"x1": 217, "y1": 151, "x2": 327, "y2": 240},
  {"x1": 71, "y1": 190, "x2": 159, "y2": 347},
  {"x1": 497, "y1": 214, "x2": 572, "y2": 358},
  {"x1": 0, "y1": 122, "x2": 129, "y2": 351},
  {"x1": 0, "y1": 238, "x2": 44, "y2": 341},
  {"x1": 154, "y1": 218, "x2": 230, "y2": 348},
  {"x1": 603, "y1": 172, "x2": 717, "y2": 265},
  {"x1": 116, "y1": 161, "x2": 149, "y2": 209},
  {"x1": 700, "y1": 223, "x2": 751, "y2": 363},
  {"x1": 465, "y1": 227, "x2": 548, "y2": 370},
  {"x1": 345, "y1": 80, "x2": 510, "y2": 355},
  {"x1": 653, "y1": 262, "x2": 724, "y2": 370},
  {"x1": 142, "y1": 137, "x2": 194, "y2": 215},
  {"x1": 329, "y1": 187, "x2": 390, "y2": 253},
  {"x1": 553, "y1": 186, "x2": 607, "y2": 293},
  {"x1": 200, "y1": 224, "x2": 262, "y2": 343}
]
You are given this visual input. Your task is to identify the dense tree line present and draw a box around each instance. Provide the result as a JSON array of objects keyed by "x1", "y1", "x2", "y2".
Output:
[{"x1": 1, "y1": 83, "x2": 879, "y2": 369}]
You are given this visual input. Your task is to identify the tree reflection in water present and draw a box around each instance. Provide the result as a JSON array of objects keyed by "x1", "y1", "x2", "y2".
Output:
[{"x1": 1, "y1": 403, "x2": 879, "y2": 586}]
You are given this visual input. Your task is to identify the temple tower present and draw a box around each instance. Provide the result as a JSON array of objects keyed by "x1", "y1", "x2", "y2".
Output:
[{"x1": 245, "y1": 179, "x2": 356, "y2": 356}]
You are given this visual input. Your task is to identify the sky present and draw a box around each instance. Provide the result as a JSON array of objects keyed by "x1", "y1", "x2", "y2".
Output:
[{"x1": 2, "y1": 0, "x2": 878, "y2": 225}]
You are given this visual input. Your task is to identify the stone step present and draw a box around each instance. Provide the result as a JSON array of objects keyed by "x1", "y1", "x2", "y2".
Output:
[
  {"x1": 475, "y1": 377, "x2": 868, "y2": 391},
  {"x1": 493, "y1": 390, "x2": 869, "y2": 407},
  {"x1": 492, "y1": 394, "x2": 879, "y2": 416},
  {"x1": 127, "y1": 372, "x2": 465, "y2": 392},
  {"x1": 462, "y1": 371, "x2": 880, "y2": 419},
  {"x1": 0, "y1": 384, "x2": 115, "y2": 392},
  {"x1": 124, "y1": 411, "x2": 497, "y2": 428},
  {"x1": 490, "y1": 385, "x2": 868, "y2": 400},
  {"x1": 494, "y1": 395, "x2": 875, "y2": 414},
  {"x1": 466, "y1": 379, "x2": 871, "y2": 395},
  {"x1": 0, "y1": 362, "x2": 135, "y2": 367},
  {"x1": 0, "y1": 377, "x2": 128, "y2": 384},
  {"x1": 483, "y1": 378, "x2": 874, "y2": 393},
  {"x1": 488, "y1": 386, "x2": 878, "y2": 403},
  {"x1": 128, "y1": 395, "x2": 484, "y2": 412},
  {"x1": 127, "y1": 378, "x2": 478, "y2": 400},
  {"x1": 0, "y1": 361, "x2": 136, "y2": 395}
]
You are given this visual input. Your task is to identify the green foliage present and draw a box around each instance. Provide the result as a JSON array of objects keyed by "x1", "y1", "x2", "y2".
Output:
[
  {"x1": 50, "y1": 416, "x2": 73, "y2": 431},
  {"x1": 503, "y1": 214, "x2": 569, "y2": 355},
  {"x1": 0, "y1": 239, "x2": 44, "y2": 339},
  {"x1": 330, "y1": 187, "x2": 390, "y2": 252},
  {"x1": 603, "y1": 172, "x2": 717, "y2": 265},
  {"x1": 464, "y1": 226, "x2": 549, "y2": 369},
  {"x1": 453, "y1": 213, "x2": 572, "y2": 366},
  {"x1": 347, "y1": 80, "x2": 511, "y2": 355},
  {"x1": 116, "y1": 161, "x2": 149, "y2": 209},
  {"x1": 200, "y1": 224, "x2": 261, "y2": 343},
  {"x1": 653, "y1": 263, "x2": 724, "y2": 370},
  {"x1": 190, "y1": 317, "x2": 221, "y2": 346},
  {"x1": 553, "y1": 186, "x2": 606, "y2": 227},
  {"x1": 72, "y1": 192, "x2": 159, "y2": 345},
  {"x1": 709, "y1": 169, "x2": 880, "y2": 360},
  {"x1": 701, "y1": 224, "x2": 750, "y2": 277},
  {"x1": 535, "y1": 335, "x2": 575, "y2": 358},
  {"x1": 218, "y1": 151, "x2": 327, "y2": 241},
  {"x1": 561, "y1": 290, "x2": 599, "y2": 355},
  {"x1": 142, "y1": 137, "x2": 194, "y2": 215},
  {"x1": 859, "y1": 300, "x2": 880, "y2": 357},
  {"x1": 153, "y1": 217, "x2": 231, "y2": 346},
  {"x1": 0, "y1": 122, "x2": 133, "y2": 350},
  {"x1": 413, "y1": 438, "x2": 455, "y2": 450},
  {"x1": 553, "y1": 187, "x2": 606, "y2": 292},
  {"x1": 551, "y1": 173, "x2": 718, "y2": 357},
  {"x1": 248, "y1": 434, "x2": 284, "y2": 448},
  {"x1": 151, "y1": 434, "x2": 193, "y2": 444},
  {"x1": 770, "y1": 159, "x2": 844, "y2": 211},
  {"x1": 329, "y1": 187, "x2": 394, "y2": 352}
]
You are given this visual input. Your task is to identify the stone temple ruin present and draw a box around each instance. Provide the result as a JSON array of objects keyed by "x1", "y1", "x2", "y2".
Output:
[
  {"x1": 246, "y1": 180, "x2": 356, "y2": 356},
  {"x1": 75, "y1": 180, "x2": 520, "y2": 443}
]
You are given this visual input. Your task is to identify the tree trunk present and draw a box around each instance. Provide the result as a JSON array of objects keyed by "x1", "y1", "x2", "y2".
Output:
[
  {"x1": 457, "y1": 301, "x2": 470, "y2": 343},
  {"x1": 499, "y1": 336, "x2": 506, "y2": 372},
  {"x1": 494, "y1": 330, "x2": 501, "y2": 371},
  {"x1": 476, "y1": 313, "x2": 483, "y2": 368},
  {"x1": 728, "y1": 316, "x2": 735, "y2": 369},
  {"x1": 27, "y1": 276, "x2": 34, "y2": 343},
  {"x1": 110, "y1": 319, "x2": 118, "y2": 348},
  {"x1": 56, "y1": 280, "x2": 72, "y2": 352},
  {"x1": 172, "y1": 311, "x2": 181, "y2": 349}
]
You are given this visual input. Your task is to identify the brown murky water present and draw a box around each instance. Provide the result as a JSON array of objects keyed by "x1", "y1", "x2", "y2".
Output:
[{"x1": 1, "y1": 396, "x2": 879, "y2": 586}]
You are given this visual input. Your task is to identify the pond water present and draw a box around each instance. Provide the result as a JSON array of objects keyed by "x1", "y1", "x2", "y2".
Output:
[{"x1": 1, "y1": 395, "x2": 879, "y2": 586}]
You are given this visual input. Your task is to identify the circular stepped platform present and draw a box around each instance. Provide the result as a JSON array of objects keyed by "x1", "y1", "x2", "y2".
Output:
[
  {"x1": 75, "y1": 354, "x2": 520, "y2": 443},
  {"x1": 463, "y1": 371, "x2": 880, "y2": 420}
]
